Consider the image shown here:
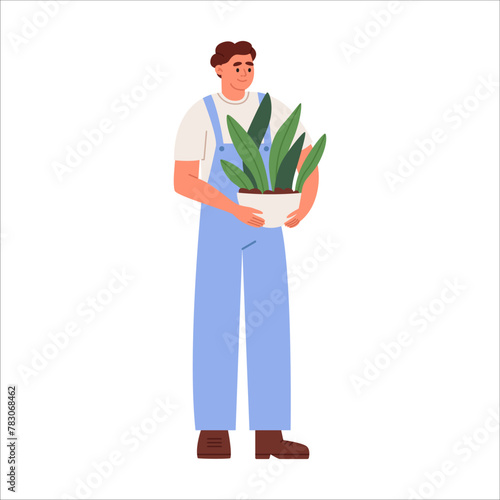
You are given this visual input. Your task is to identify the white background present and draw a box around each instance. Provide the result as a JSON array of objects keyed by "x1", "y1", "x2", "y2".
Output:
[{"x1": 1, "y1": 1, "x2": 499, "y2": 499}]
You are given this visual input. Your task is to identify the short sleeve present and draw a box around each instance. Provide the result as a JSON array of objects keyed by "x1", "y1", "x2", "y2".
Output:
[
  {"x1": 270, "y1": 97, "x2": 313, "y2": 148},
  {"x1": 174, "y1": 100, "x2": 210, "y2": 161}
]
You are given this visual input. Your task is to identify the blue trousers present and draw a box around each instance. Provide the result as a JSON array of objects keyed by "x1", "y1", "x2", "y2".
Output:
[{"x1": 192, "y1": 94, "x2": 291, "y2": 431}]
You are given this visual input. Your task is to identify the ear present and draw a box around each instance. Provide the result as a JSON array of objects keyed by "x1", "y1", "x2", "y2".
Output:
[{"x1": 215, "y1": 65, "x2": 223, "y2": 77}]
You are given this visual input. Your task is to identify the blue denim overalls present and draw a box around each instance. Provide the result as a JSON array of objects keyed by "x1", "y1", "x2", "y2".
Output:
[{"x1": 193, "y1": 93, "x2": 291, "y2": 431}]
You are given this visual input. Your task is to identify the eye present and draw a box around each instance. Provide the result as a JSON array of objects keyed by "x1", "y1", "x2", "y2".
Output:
[
  {"x1": 248, "y1": 68, "x2": 252, "y2": 73},
  {"x1": 236, "y1": 68, "x2": 239, "y2": 72}
]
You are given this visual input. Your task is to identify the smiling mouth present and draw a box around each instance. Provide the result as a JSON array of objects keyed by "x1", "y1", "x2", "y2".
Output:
[{"x1": 237, "y1": 78, "x2": 247, "y2": 82}]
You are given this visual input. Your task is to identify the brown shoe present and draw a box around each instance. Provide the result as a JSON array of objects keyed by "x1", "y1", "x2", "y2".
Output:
[
  {"x1": 255, "y1": 431, "x2": 309, "y2": 459},
  {"x1": 197, "y1": 431, "x2": 231, "y2": 459}
]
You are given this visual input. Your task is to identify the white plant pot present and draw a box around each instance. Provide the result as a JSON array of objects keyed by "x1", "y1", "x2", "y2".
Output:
[{"x1": 237, "y1": 192, "x2": 301, "y2": 228}]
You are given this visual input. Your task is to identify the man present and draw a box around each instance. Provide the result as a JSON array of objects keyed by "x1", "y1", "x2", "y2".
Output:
[{"x1": 174, "y1": 41, "x2": 318, "y2": 459}]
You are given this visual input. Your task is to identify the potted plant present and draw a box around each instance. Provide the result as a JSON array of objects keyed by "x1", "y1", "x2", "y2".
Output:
[{"x1": 221, "y1": 93, "x2": 327, "y2": 228}]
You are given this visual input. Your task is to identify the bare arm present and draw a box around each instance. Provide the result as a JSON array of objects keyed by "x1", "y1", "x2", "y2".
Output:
[
  {"x1": 174, "y1": 160, "x2": 265, "y2": 227},
  {"x1": 174, "y1": 160, "x2": 235, "y2": 212},
  {"x1": 284, "y1": 144, "x2": 319, "y2": 228}
]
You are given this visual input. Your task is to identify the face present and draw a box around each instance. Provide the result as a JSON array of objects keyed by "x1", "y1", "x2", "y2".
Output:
[{"x1": 216, "y1": 53, "x2": 255, "y2": 90}]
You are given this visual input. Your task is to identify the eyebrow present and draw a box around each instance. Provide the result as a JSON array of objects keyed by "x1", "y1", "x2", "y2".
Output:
[{"x1": 233, "y1": 62, "x2": 254, "y2": 66}]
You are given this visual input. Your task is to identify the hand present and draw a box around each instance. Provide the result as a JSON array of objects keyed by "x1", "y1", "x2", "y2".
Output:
[
  {"x1": 284, "y1": 208, "x2": 307, "y2": 228},
  {"x1": 233, "y1": 204, "x2": 265, "y2": 227}
]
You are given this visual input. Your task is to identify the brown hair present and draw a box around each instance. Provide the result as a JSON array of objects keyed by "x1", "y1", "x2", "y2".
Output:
[{"x1": 210, "y1": 41, "x2": 256, "y2": 78}]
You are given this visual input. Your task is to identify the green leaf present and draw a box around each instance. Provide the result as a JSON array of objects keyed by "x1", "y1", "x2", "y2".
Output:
[
  {"x1": 227, "y1": 115, "x2": 269, "y2": 192},
  {"x1": 269, "y1": 103, "x2": 301, "y2": 190},
  {"x1": 244, "y1": 93, "x2": 272, "y2": 188},
  {"x1": 220, "y1": 159, "x2": 254, "y2": 190},
  {"x1": 275, "y1": 133, "x2": 305, "y2": 190},
  {"x1": 295, "y1": 134, "x2": 327, "y2": 192},
  {"x1": 248, "y1": 93, "x2": 271, "y2": 147}
]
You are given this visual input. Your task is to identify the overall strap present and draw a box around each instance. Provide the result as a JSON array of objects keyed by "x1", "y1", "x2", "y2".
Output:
[
  {"x1": 203, "y1": 95, "x2": 224, "y2": 145},
  {"x1": 258, "y1": 92, "x2": 272, "y2": 144}
]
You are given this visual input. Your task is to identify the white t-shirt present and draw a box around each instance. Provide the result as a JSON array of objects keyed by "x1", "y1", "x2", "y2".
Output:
[{"x1": 174, "y1": 91, "x2": 312, "y2": 181}]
